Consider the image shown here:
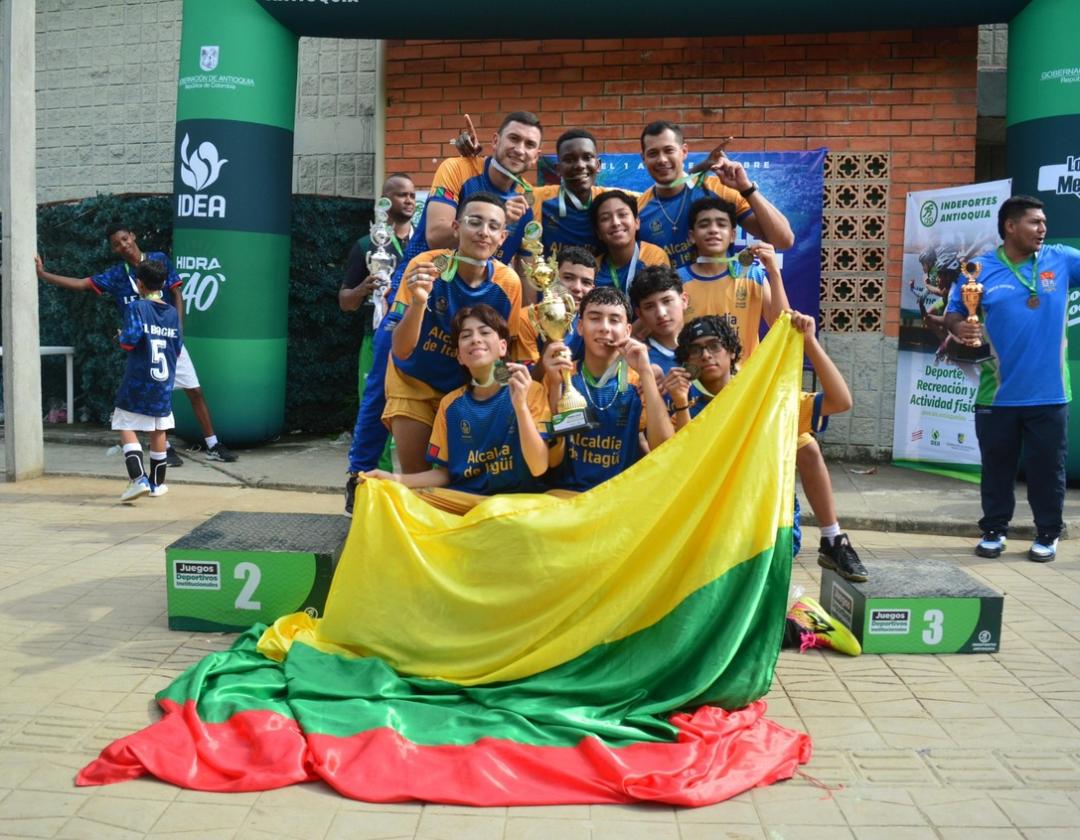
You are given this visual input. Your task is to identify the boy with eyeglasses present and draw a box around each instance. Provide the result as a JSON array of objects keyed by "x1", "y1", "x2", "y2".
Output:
[
  {"x1": 666, "y1": 314, "x2": 868, "y2": 582},
  {"x1": 380, "y1": 193, "x2": 522, "y2": 475}
]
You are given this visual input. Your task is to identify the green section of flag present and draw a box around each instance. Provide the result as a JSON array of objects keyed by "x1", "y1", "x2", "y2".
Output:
[{"x1": 158, "y1": 532, "x2": 791, "y2": 747}]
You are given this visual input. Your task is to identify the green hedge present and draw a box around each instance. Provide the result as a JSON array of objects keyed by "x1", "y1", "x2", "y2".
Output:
[{"x1": 7, "y1": 192, "x2": 373, "y2": 435}]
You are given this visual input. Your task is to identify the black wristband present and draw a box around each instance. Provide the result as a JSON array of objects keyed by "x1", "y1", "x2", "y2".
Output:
[
  {"x1": 672, "y1": 404, "x2": 690, "y2": 412},
  {"x1": 739, "y1": 182, "x2": 758, "y2": 199}
]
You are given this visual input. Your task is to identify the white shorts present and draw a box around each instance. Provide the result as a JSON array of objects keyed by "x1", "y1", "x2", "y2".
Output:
[
  {"x1": 111, "y1": 408, "x2": 175, "y2": 431},
  {"x1": 173, "y1": 346, "x2": 200, "y2": 390}
]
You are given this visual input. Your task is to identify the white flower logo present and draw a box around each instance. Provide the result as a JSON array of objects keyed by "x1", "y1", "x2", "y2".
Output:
[{"x1": 179, "y1": 134, "x2": 228, "y2": 192}]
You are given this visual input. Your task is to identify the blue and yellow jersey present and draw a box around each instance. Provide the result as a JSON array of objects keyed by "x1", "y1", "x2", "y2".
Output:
[
  {"x1": 647, "y1": 339, "x2": 678, "y2": 376},
  {"x1": 397, "y1": 157, "x2": 534, "y2": 284},
  {"x1": 90, "y1": 252, "x2": 182, "y2": 321},
  {"x1": 427, "y1": 381, "x2": 551, "y2": 495},
  {"x1": 683, "y1": 386, "x2": 826, "y2": 446},
  {"x1": 530, "y1": 185, "x2": 606, "y2": 255},
  {"x1": 512, "y1": 304, "x2": 584, "y2": 365},
  {"x1": 677, "y1": 263, "x2": 767, "y2": 359},
  {"x1": 114, "y1": 298, "x2": 183, "y2": 418},
  {"x1": 555, "y1": 363, "x2": 647, "y2": 492},
  {"x1": 384, "y1": 249, "x2": 522, "y2": 401},
  {"x1": 638, "y1": 175, "x2": 752, "y2": 269},
  {"x1": 595, "y1": 241, "x2": 671, "y2": 294}
]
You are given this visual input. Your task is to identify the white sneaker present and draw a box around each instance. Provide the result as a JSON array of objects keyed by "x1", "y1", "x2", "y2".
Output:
[
  {"x1": 121, "y1": 477, "x2": 151, "y2": 502},
  {"x1": 149, "y1": 483, "x2": 169, "y2": 497},
  {"x1": 1029, "y1": 537, "x2": 1058, "y2": 563}
]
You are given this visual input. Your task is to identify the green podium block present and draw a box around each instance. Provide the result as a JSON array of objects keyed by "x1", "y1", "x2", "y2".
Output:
[
  {"x1": 166, "y1": 511, "x2": 350, "y2": 632},
  {"x1": 819, "y1": 560, "x2": 1003, "y2": 654}
]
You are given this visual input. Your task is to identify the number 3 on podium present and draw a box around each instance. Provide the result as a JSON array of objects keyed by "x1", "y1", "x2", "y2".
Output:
[{"x1": 922, "y1": 608, "x2": 944, "y2": 645}]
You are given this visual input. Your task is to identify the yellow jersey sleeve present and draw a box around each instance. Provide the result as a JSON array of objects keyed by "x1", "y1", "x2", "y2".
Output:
[
  {"x1": 526, "y1": 379, "x2": 552, "y2": 436},
  {"x1": 702, "y1": 175, "x2": 752, "y2": 221},
  {"x1": 513, "y1": 305, "x2": 541, "y2": 363},
  {"x1": 492, "y1": 261, "x2": 523, "y2": 341},
  {"x1": 429, "y1": 157, "x2": 484, "y2": 207},
  {"x1": 640, "y1": 241, "x2": 672, "y2": 267}
]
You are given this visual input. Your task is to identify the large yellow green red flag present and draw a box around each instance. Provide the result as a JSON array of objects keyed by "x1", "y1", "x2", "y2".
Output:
[{"x1": 78, "y1": 316, "x2": 812, "y2": 805}]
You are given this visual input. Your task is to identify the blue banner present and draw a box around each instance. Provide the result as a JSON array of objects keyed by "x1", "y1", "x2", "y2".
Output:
[{"x1": 540, "y1": 149, "x2": 826, "y2": 323}]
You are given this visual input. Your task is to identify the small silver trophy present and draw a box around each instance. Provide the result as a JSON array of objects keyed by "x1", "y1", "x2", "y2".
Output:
[{"x1": 366, "y1": 196, "x2": 398, "y2": 328}]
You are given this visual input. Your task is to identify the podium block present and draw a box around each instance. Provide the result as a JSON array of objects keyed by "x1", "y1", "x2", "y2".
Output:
[
  {"x1": 819, "y1": 559, "x2": 1003, "y2": 654},
  {"x1": 166, "y1": 511, "x2": 350, "y2": 632}
]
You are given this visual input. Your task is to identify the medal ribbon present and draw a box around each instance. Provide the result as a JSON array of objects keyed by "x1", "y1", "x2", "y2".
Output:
[
  {"x1": 694, "y1": 255, "x2": 741, "y2": 278},
  {"x1": 489, "y1": 157, "x2": 534, "y2": 198},
  {"x1": 659, "y1": 170, "x2": 709, "y2": 191},
  {"x1": 582, "y1": 357, "x2": 628, "y2": 392},
  {"x1": 390, "y1": 225, "x2": 411, "y2": 257},
  {"x1": 558, "y1": 183, "x2": 592, "y2": 217},
  {"x1": 606, "y1": 242, "x2": 641, "y2": 292},
  {"x1": 997, "y1": 246, "x2": 1040, "y2": 301},
  {"x1": 439, "y1": 252, "x2": 489, "y2": 281}
]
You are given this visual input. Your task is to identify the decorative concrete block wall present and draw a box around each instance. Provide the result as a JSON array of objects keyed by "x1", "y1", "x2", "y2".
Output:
[{"x1": 34, "y1": 1, "x2": 378, "y2": 202}]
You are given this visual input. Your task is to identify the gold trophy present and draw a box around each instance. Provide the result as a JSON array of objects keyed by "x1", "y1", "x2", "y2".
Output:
[
  {"x1": 520, "y1": 223, "x2": 596, "y2": 435},
  {"x1": 948, "y1": 260, "x2": 992, "y2": 364}
]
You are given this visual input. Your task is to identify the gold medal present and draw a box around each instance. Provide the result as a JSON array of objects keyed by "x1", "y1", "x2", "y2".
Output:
[
  {"x1": 1027, "y1": 295, "x2": 1040, "y2": 309},
  {"x1": 737, "y1": 249, "x2": 755, "y2": 267},
  {"x1": 432, "y1": 253, "x2": 451, "y2": 278}
]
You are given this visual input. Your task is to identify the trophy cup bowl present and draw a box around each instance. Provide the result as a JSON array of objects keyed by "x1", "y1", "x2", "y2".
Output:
[
  {"x1": 520, "y1": 223, "x2": 596, "y2": 435},
  {"x1": 947, "y1": 260, "x2": 993, "y2": 365}
]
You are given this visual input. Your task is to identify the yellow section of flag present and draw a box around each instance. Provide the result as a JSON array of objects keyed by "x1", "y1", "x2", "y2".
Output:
[{"x1": 261, "y1": 316, "x2": 803, "y2": 685}]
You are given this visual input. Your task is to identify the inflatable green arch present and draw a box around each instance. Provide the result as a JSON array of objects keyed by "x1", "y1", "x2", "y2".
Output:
[{"x1": 171, "y1": 0, "x2": 1077, "y2": 449}]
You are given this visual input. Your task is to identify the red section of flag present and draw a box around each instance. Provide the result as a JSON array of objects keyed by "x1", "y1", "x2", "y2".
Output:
[{"x1": 78, "y1": 699, "x2": 810, "y2": 806}]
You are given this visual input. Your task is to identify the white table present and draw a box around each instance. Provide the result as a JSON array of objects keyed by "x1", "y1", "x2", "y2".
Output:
[{"x1": 0, "y1": 345, "x2": 75, "y2": 424}]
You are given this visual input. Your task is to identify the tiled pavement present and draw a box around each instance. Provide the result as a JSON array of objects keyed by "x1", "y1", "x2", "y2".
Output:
[{"x1": 2, "y1": 476, "x2": 1080, "y2": 839}]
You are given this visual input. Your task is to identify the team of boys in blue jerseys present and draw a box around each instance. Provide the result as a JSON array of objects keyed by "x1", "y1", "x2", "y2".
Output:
[{"x1": 344, "y1": 110, "x2": 881, "y2": 596}]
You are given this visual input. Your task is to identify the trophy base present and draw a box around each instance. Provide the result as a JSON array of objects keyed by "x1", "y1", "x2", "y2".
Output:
[
  {"x1": 946, "y1": 344, "x2": 994, "y2": 365},
  {"x1": 550, "y1": 407, "x2": 599, "y2": 437}
]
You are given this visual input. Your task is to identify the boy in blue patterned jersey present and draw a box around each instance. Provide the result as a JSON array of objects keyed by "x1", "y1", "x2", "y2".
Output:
[
  {"x1": 637, "y1": 121, "x2": 793, "y2": 269},
  {"x1": 368, "y1": 305, "x2": 558, "y2": 495},
  {"x1": 381, "y1": 193, "x2": 522, "y2": 475},
  {"x1": 591, "y1": 191, "x2": 671, "y2": 295},
  {"x1": 344, "y1": 113, "x2": 542, "y2": 514},
  {"x1": 529, "y1": 129, "x2": 606, "y2": 255},
  {"x1": 545, "y1": 287, "x2": 674, "y2": 491},
  {"x1": 35, "y1": 223, "x2": 237, "y2": 465},
  {"x1": 628, "y1": 265, "x2": 690, "y2": 378},
  {"x1": 111, "y1": 260, "x2": 183, "y2": 502},
  {"x1": 665, "y1": 313, "x2": 866, "y2": 582}
]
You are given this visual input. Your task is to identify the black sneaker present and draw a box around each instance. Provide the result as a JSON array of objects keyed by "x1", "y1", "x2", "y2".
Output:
[
  {"x1": 817, "y1": 533, "x2": 868, "y2": 582},
  {"x1": 975, "y1": 531, "x2": 1007, "y2": 558},
  {"x1": 344, "y1": 474, "x2": 358, "y2": 517},
  {"x1": 205, "y1": 442, "x2": 238, "y2": 462},
  {"x1": 165, "y1": 446, "x2": 184, "y2": 468}
]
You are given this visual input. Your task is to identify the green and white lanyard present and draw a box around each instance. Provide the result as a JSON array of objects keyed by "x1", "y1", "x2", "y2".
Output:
[
  {"x1": 694, "y1": 255, "x2": 744, "y2": 278},
  {"x1": 997, "y1": 246, "x2": 1040, "y2": 307},
  {"x1": 606, "y1": 242, "x2": 640, "y2": 292},
  {"x1": 558, "y1": 182, "x2": 592, "y2": 217},
  {"x1": 581, "y1": 358, "x2": 628, "y2": 411},
  {"x1": 489, "y1": 157, "x2": 534, "y2": 200},
  {"x1": 439, "y1": 252, "x2": 488, "y2": 281},
  {"x1": 658, "y1": 170, "x2": 709, "y2": 191}
]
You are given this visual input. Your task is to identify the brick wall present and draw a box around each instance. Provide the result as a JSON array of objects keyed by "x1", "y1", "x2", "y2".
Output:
[{"x1": 384, "y1": 31, "x2": 979, "y2": 341}]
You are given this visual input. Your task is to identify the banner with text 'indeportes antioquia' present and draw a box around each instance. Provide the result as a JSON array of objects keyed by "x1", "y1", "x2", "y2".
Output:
[{"x1": 892, "y1": 180, "x2": 1012, "y2": 481}]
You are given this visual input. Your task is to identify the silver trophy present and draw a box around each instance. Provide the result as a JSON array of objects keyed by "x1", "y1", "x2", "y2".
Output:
[{"x1": 366, "y1": 196, "x2": 398, "y2": 328}]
